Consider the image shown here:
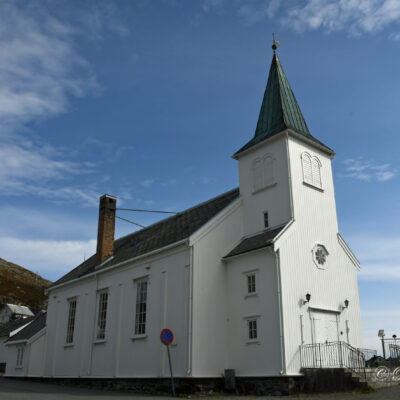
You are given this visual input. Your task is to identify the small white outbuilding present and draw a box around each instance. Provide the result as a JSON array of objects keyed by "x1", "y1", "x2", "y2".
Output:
[
  {"x1": 4, "y1": 312, "x2": 46, "y2": 377},
  {"x1": 0, "y1": 304, "x2": 34, "y2": 325}
]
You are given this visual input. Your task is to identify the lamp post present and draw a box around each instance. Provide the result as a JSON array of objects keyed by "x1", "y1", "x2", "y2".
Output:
[{"x1": 378, "y1": 330, "x2": 386, "y2": 359}]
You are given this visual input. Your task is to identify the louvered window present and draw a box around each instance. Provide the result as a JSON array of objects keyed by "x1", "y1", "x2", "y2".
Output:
[
  {"x1": 253, "y1": 154, "x2": 275, "y2": 192},
  {"x1": 311, "y1": 157, "x2": 322, "y2": 188},
  {"x1": 253, "y1": 158, "x2": 263, "y2": 191},
  {"x1": 263, "y1": 155, "x2": 274, "y2": 186},
  {"x1": 302, "y1": 153, "x2": 312, "y2": 184},
  {"x1": 302, "y1": 152, "x2": 322, "y2": 189}
]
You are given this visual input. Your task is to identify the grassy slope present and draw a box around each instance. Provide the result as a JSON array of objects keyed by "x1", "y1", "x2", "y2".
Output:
[{"x1": 0, "y1": 258, "x2": 52, "y2": 308}]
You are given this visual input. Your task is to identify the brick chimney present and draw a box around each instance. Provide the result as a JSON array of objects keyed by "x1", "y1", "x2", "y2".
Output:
[{"x1": 96, "y1": 194, "x2": 117, "y2": 263}]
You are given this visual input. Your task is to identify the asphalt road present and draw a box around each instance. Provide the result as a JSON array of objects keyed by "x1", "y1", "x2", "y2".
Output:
[{"x1": 1, "y1": 376, "x2": 400, "y2": 399}]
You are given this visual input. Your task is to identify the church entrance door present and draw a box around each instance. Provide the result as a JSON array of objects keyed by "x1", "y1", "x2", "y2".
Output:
[{"x1": 311, "y1": 310, "x2": 339, "y2": 344}]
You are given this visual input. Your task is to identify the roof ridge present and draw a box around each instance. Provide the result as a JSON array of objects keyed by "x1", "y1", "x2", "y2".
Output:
[
  {"x1": 51, "y1": 187, "x2": 241, "y2": 288},
  {"x1": 114, "y1": 187, "x2": 239, "y2": 244}
]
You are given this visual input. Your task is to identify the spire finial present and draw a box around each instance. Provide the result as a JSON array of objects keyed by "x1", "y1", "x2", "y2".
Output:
[{"x1": 272, "y1": 33, "x2": 280, "y2": 54}]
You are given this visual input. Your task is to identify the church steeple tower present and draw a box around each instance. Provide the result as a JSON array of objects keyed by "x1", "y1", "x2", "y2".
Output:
[{"x1": 235, "y1": 52, "x2": 333, "y2": 157}]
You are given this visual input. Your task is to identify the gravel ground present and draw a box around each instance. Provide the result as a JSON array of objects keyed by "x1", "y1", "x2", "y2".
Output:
[{"x1": 1, "y1": 377, "x2": 400, "y2": 400}]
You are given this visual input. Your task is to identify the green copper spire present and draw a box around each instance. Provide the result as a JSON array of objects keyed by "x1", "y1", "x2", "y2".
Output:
[
  {"x1": 235, "y1": 53, "x2": 333, "y2": 156},
  {"x1": 255, "y1": 53, "x2": 310, "y2": 139}
]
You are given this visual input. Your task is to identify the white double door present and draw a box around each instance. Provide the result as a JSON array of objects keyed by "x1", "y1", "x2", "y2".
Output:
[{"x1": 311, "y1": 310, "x2": 340, "y2": 344}]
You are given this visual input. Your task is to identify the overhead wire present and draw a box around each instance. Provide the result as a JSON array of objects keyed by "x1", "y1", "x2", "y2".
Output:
[
  {"x1": 116, "y1": 208, "x2": 178, "y2": 214},
  {"x1": 116, "y1": 215, "x2": 145, "y2": 228}
]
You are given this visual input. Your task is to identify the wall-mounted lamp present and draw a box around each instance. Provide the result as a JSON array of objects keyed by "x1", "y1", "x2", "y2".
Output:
[
  {"x1": 304, "y1": 293, "x2": 311, "y2": 304},
  {"x1": 344, "y1": 299, "x2": 349, "y2": 309}
]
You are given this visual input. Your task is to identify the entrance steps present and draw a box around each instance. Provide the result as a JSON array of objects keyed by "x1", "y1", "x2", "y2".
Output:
[{"x1": 300, "y1": 368, "x2": 369, "y2": 393}]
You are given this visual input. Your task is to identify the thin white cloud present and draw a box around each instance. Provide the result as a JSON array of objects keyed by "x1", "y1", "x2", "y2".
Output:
[
  {"x1": 202, "y1": 0, "x2": 226, "y2": 13},
  {"x1": 0, "y1": 139, "x2": 99, "y2": 205},
  {"x1": 0, "y1": 206, "x2": 96, "y2": 239},
  {"x1": 237, "y1": 0, "x2": 281, "y2": 24},
  {"x1": 0, "y1": 3, "x2": 97, "y2": 128},
  {"x1": 0, "y1": 236, "x2": 97, "y2": 278},
  {"x1": 0, "y1": 2, "x2": 129, "y2": 205},
  {"x1": 341, "y1": 158, "x2": 396, "y2": 182},
  {"x1": 0, "y1": 142, "x2": 81, "y2": 182},
  {"x1": 362, "y1": 313, "x2": 400, "y2": 353},
  {"x1": 141, "y1": 179, "x2": 155, "y2": 188},
  {"x1": 348, "y1": 235, "x2": 400, "y2": 281},
  {"x1": 201, "y1": 0, "x2": 400, "y2": 39},
  {"x1": 282, "y1": 0, "x2": 400, "y2": 37}
]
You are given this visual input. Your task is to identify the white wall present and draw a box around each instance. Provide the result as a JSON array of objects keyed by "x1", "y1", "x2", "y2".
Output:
[
  {"x1": 0, "y1": 337, "x2": 7, "y2": 365},
  {"x1": 225, "y1": 249, "x2": 282, "y2": 376},
  {"x1": 276, "y1": 136, "x2": 363, "y2": 374},
  {"x1": 5, "y1": 343, "x2": 27, "y2": 376},
  {"x1": 237, "y1": 135, "x2": 292, "y2": 236},
  {"x1": 45, "y1": 244, "x2": 190, "y2": 378},
  {"x1": 4, "y1": 330, "x2": 46, "y2": 377},
  {"x1": 28, "y1": 331, "x2": 46, "y2": 377},
  {"x1": 190, "y1": 199, "x2": 244, "y2": 377}
]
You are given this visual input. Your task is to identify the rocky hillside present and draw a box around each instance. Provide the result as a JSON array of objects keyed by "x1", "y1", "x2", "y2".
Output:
[{"x1": 0, "y1": 258, "x2": 52, "y2": 309}]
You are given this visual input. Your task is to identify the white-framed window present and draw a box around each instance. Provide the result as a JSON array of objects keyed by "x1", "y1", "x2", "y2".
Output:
[
  {"x1": 247, "y1": 319, "x2": 258, "y2": 341},
  {"x1": 247, "y1": 273, "x2": 256, "y2": 294},
  {"x1": 16, "y1": 346, "x2": 24, "y2": 367},
  {"x1": 243, "y1": 269, "x2": 258, "y2": 297},
  {"x1": 252, "y1": 153, "x2": 275, "y2": 193},
  {"x1": 134, "y1": 278, "x2": 148, "y2": 336},
  {"x1": 96, "y1": 290, "x2": 108, "y2": 340},
  {"x1": 66, "y1": 298, "x2": 77, "y2": 344},
  {"x1": 301, "y1": 152, "x2": 322, "y2": 189}
]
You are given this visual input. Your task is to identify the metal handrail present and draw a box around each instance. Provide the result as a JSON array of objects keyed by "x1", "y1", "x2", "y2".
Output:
[
  {"x1": 300, "y1": 341, "x2": 366, "y2": 379},
  {"x1": 358, "y1": 348, "x2": 377, "y2": 361}
]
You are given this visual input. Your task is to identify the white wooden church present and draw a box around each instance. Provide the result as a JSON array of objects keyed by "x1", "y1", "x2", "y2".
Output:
[{"x1": 5, "y1": 50, "x2": 363, "y2": 381}]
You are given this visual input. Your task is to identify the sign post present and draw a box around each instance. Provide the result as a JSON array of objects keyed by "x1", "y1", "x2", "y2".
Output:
[{"x1": 160, "y1": 328, "x2": 176, "y2": 396}]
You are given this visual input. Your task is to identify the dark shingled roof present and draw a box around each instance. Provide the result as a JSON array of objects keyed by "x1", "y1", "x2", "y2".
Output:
[
  {"x1": 234, "y1": 54, "x2": 333, "y2": 157},
  {"x1": 223, "y1": 226, "x2": 285, "y2": 259},
  {"x1": 52, "y1": 188, "x2": 240, "y2": 288},
  {"x1": 0, "y1": 316, "x2": 35, "y2": 338},
  {"x1": 7, "y1": 312, "x2": 46, "y2": 343}
]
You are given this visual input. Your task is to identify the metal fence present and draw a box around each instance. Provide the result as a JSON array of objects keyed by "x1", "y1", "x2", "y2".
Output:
[
  {"x1": 358, "y1": 348, "x2": 377, "y2": 361},
  {"x1": 381, "y1": 339, "x2": 400, "y2": 360},
  {"x1": 300, "y1": 341, "x2": 366, "y2": 378}
]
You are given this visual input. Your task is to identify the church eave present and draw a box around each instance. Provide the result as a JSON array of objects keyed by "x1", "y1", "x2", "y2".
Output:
[{"x1": 232, "y1": 128, "x2": 335, "y2": 160}]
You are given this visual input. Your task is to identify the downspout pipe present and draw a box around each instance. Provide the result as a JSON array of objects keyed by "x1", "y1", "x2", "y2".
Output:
[
  {"x1": 274, "y1": 249, "x2": 286, "y2": 375},
  {"x1": 186, "y1": 245, "x2": 194, "y2": 375}
]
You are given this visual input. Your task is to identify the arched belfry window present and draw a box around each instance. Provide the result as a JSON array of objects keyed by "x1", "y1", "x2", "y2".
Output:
[
  {"x1": 263, "y1": 154, "x2": 274, "y2": 186},
  {"x1": 252, "y1": 154, "x2": 276, "y2": 192},
  {"x1": 311, "y1": 156, "x2": 322, "y2": 188},
  {"x1": 302, "y1": 152, "x2": 322, "y2": 189},
  {"x1": 253, "y1": 158, "x2": 263, "y2": 192}
]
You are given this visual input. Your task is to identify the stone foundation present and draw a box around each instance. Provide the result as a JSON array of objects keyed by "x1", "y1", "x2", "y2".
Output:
[{"x1": 8, "y1": 376, "x2": 303, "y2": 396}]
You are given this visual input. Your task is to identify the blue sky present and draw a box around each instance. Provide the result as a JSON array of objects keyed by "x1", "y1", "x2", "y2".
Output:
[{"x1": 0, "y1": 0, "x2": 399, "y2": 352}]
